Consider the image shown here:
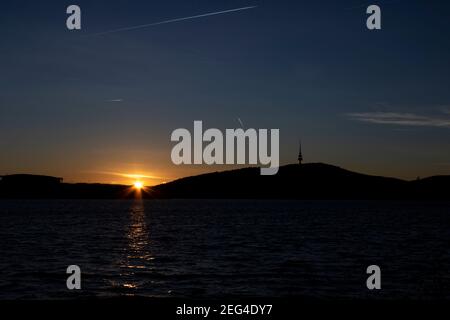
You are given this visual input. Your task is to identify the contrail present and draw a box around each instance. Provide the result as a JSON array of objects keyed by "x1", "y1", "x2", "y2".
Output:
[
  {"x1": 237, "y1": 117, "x2": 245, "y2": 129},
  {"x1": 87, "y1": 6, "x2": 257, "y2": 36}
]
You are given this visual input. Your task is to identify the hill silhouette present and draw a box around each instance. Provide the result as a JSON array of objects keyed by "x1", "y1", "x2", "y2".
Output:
[
  {"x1": 1, "y1": 163, "x2": 449, "y2": 200},
  {"x1": 152, "y1": 163, "x2": 450, "y2": 200}
]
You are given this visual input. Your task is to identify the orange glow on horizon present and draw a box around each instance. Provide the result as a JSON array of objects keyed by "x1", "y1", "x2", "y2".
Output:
[
  {"x1": 133, "y1": 181, "x2": 144, "y2": 190},
  {"x1": 90, "y1": 170, "x2": 171, "y2": 186}
]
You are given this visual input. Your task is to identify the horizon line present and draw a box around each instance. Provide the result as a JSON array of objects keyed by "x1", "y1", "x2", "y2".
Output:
[{"x1": 2, "y1": 162, "x2": 449, "y2": 186}]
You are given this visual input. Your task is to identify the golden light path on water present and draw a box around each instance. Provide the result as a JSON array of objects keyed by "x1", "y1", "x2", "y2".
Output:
[{"x1": 118, "y1": 199, "x2": 154, "y2": 293}]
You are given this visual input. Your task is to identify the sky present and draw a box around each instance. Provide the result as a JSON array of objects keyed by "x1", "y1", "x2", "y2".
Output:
[{"x1": 1, "y1": 0, "x2": 450, "y2": 185}]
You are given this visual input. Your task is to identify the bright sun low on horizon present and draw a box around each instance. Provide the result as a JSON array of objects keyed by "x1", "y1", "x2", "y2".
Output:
[{"x1": 133, "y1": 181, "x2": 144, "y2": 189}]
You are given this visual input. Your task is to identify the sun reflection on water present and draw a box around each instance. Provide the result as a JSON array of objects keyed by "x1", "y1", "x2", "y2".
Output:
[{"x1": 118, "y1": 199, "x2": 153, "y2": 292}]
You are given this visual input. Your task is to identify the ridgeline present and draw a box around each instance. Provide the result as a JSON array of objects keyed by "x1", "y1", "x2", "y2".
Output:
[{"x1": 1, "y1": 164, "x2": 449, "y2": 200}]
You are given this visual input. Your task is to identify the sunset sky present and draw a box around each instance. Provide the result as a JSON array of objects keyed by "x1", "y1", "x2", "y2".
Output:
[{"x1": 1, "y1": 0, "x2": 450, "y2": 185}]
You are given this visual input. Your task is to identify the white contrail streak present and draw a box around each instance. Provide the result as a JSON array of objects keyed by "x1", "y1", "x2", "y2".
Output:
[
  {"x1": 237, "y1": 117, "x2": 245, "y2": 129},
  {"x1": 87, "y1": 6, "x2": 257, "y2": 36}
]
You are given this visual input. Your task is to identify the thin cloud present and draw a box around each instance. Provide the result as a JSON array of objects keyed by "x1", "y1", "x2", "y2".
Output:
[
  {"x1": 347, "y1": 112, "x2": 450, "y2": 128},
  {"x1": 99, "y1": 171, "x2": 166, "y2": 180},
  {"x1": 435, "y1": 162, "x2": 450, "y2": 167},
  {"x1": 87, "y1": 6, "x2": 257, "y2": 36}
]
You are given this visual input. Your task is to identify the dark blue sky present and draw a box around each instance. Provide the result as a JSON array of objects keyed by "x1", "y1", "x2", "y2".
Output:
[{"x1": 1, "y1": 0, "x2": 450, "y2": 183}]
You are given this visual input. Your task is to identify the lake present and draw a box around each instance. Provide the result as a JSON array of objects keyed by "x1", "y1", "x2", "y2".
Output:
[{"x1": 0, "y1": 199, "x2": 449, "y2": 300}]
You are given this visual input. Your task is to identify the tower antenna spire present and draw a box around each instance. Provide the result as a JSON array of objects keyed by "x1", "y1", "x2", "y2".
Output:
[{"x1": 298, "y1": 139, "x2": 303, "y2": 165}]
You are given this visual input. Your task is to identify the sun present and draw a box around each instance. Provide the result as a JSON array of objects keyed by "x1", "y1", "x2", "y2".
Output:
[{"x1": 133, "y1": 181, "x2": 144, "y2": 190}]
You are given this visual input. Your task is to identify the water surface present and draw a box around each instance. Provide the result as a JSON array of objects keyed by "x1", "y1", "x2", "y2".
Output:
[{"x1": 0, "y1": 199, "x2": 449, "y2": 299}]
